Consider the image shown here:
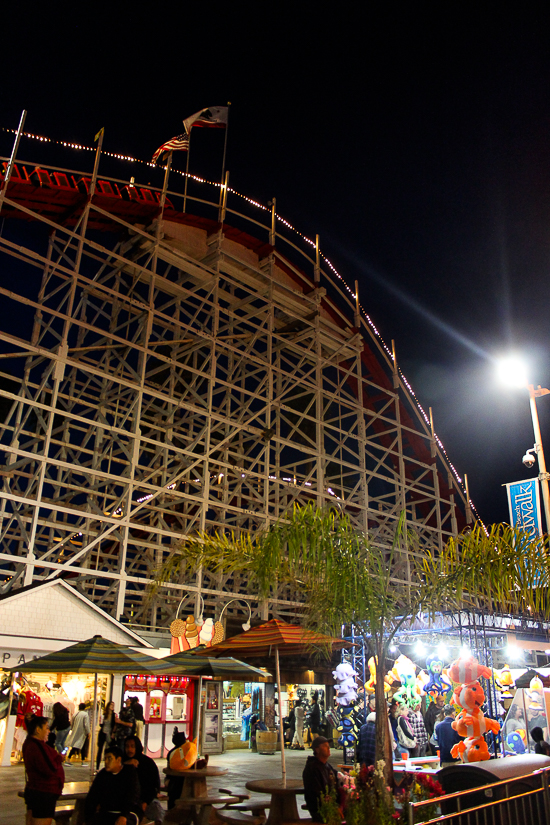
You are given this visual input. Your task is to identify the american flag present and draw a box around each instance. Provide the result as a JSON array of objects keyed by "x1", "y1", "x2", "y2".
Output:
[{"x1": 151, "y1": 133, "x2": 189, "y2": 164}]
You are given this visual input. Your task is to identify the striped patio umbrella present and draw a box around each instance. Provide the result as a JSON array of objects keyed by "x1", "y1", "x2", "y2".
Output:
[
  {"x1": 7, "y1": 635, "x2": 167, "y2": 676},
  {"x1": 160, "y1": 652, "x2": 270, "y2": 680},
  {"x1": 191, "y1": 618, "x2": 348, "y2": 660},
  {"x1": 8, "y1": 635, "x2": 166, "y2": 780},
  {"x1": 191, "y1": 619, "x2": 348, "y2": 783}
]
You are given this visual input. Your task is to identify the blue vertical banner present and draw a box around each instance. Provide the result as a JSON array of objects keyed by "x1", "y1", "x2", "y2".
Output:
[{"x1": 505, "y1": 478, "x2": 543, "y2": 539}]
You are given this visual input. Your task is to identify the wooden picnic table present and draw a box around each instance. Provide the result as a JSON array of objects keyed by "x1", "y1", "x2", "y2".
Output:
[
  {"x1": 245, "y1": 779, "x2": 304, "y2": 825},
  {"x1": 19, "y1": 780, "x2": 90, "y2": 825},
  {"x1": 163, "y1": 765, "x2": 237, "y2": 825},
  {"x1": 163, "y1": 764, "x2": 228, "y2": 799}
]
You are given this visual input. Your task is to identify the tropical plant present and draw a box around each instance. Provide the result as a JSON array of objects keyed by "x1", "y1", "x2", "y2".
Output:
[{"x1": 152, "y1": 503, "x2": 550, "y2": 791}]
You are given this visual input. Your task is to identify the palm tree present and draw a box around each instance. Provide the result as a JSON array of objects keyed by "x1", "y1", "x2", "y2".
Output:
[{"x1": 152, "y1": 503, "x2": 550, "y2": 789}]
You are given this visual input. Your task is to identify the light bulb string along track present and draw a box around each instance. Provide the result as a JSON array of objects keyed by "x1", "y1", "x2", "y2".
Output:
[{"x1": 1, "y1": 126, "x2": 482, "y2": 524}]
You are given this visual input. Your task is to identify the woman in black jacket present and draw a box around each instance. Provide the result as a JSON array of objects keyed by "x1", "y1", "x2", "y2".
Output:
[{"x1": 50, "y1": 702, "x2": 71, "y2": 754}]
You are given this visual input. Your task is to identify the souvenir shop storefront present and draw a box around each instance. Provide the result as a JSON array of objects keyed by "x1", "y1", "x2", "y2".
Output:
[
  {"x1": 222, "y1": 680, "x2": 266, "y2": 749},
  {"x1": 220, "y1": 676, "x2": 330, "y2": 751},
  {"x1": 0, "y1": 579, "x2": 153, "y2": 766},
  {"x1": 6, "y1": 670, "x2": 110, "y2": 760},
  {"x1": 121, "y1": 673, "x2": 195, "y2": 759}
]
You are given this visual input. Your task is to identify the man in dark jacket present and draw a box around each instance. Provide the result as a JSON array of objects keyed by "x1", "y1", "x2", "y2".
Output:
[
  {"x1": 357, "y1": 711, "x2": 376, "y2": 767},
  {"x1": 302, "y1": 735, "x2": 338, "y2": 822},
  {"x1": 84, "y1": 745, "x2": 142, "y2": 825},
  {"x1": 434, "y1": 705, "x2": 462, "y2": 767},
  {"x1": 124, "y1": 736, "x2": 164, "y2": 822},
  {"x1": 306, "y1": 697, "x2": 321, "y2": 745},
  {"x1": 423, "y1": 694, "x2": 444, "y2": 755}
]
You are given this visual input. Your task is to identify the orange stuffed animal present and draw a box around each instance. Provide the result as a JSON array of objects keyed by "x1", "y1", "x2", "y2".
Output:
[
  {"x1": 453, "y1": 709, "x2": 500, "y2": 739},
  {"x1": 449, "y1": 655, "x2": 495, "y2": 764},
  {"x1": 452, "y1": 681, "x2": 485, "y2": 713},
  {"x1": 451, "y1": 736, "x2": 491, "y2": 762},
  {"x1": 448, "y1": 656, "x2": 492, "y2": 686}
]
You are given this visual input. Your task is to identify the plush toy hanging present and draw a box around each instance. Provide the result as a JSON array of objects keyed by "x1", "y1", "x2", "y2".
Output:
[
  {"x1": 449, "y1": 656, "x2": 500, "y2": 763},
  {"x1": 424, "y1": 653, "x2": 452, "y2": 698},
  {"x1": 391, "y1": 654, "x2": 422, "y2": 709},
  {"x1": 364, "y1": 657, "x2": 392, "y2": 694},
  {"x1": 332, "y1": 662, "x2": 358, "y2": 706},
  {"x1": 332, "y1": 662, "x2": 359, "y2": 747},
  {"x1": 495, "y1": 663, "x2": 515, "y2": 698}
]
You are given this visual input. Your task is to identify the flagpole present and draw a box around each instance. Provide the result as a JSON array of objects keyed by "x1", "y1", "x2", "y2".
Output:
[
  {"x1": 151, "y1": 152, "x2": 173, "y2": 278},
  {"x1": 90, "y1": 128, "x2": 104, "y2": 199},
  {"x1": 74, "y1": 127, "x2": 104, "y2": 277},
  {"x1": 0, "y1": 109, "x2": 27, "y2": 215},
  {"x1": 219, "y1": 171, "x2": 229, "y2": 225},
  {"x1": 218, "y1": 101, "x2": 231, "y2": 213},
  {"x1": 183, "y1": 132, "x2": 192, "y2": 214},
  {"x1": 158, "y1": 152, "x2": 173, "y2": 227}
]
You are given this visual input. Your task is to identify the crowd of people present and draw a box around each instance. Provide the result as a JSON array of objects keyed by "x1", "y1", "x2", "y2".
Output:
[
  {"x1": 357, "y1": 693, "x2": 470, "y2": 768},
  {"x1": 18, "y1": 686, "x2": 550, "y2": 825},
  {"x1": 21, "y1": 695, "x2": 159, "y2": 825}
]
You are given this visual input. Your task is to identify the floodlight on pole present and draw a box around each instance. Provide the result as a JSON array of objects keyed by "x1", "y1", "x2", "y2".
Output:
[
  {"x1": 496, "y1": 356, "x2": 529, "y2": 389},
  {"x1": 496, "y1": 356, "x2": 550, "y2": 533}
]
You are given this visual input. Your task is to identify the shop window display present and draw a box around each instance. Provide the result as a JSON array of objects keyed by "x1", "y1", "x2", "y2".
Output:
[
  {"x1": 0, "y1": 669, "x2": 108, "y2": 763},
  {"x1": 222, "y1": 681, "x2": 263, "y2": 749},
  {"x1": 502, "y1": 677, "x2": 549, "y2": 754},
  {"x1": 123, "y1": 673, "x2": 194, "y2": 759}
]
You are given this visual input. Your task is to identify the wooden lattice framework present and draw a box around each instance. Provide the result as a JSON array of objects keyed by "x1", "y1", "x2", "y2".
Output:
[{"x1": 0, "y1": 149, "x2": 469, "y2": 630}]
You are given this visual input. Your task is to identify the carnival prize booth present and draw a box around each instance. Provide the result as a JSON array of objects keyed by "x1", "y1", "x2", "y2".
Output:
[{"x1": 123, "y1": 673, "x2": 195, "y2": 758}]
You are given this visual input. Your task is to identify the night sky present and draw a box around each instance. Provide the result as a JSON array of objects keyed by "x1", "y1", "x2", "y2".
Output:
[{"x1": 3, "y1": 3, "x2": 550, "y2": 525}]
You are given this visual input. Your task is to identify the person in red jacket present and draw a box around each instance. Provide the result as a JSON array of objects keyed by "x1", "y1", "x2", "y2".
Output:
[{"x1": 22, "y1": 715, "x2": 65, "y2": 825}]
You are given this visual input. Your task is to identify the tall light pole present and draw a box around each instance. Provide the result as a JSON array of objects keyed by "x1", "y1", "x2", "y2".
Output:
[
  {"x1": 497, "y1": 357, "x2": 550, "y2": 533},
  {"x1": 527, "y1": 383, "x2": 550, "y2": 534}
]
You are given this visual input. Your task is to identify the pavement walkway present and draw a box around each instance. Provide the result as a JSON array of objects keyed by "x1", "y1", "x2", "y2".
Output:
[{"x1": 0, "y1": 746, "x2": 320, "y2": 825}]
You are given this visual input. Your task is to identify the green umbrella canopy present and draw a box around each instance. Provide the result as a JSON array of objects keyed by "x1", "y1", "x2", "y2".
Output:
[
  {"x1": 7, "y1": 635, "x2": 167, "y2": 675},
  {"x1": 160, "y1": 651, "x2": 270, "y2": 680}
]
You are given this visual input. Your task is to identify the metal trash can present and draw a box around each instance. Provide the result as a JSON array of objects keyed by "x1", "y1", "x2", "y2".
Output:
[
  {"x1": 256, "y1": 730, "x2": 278, "y2": 754},
  {"x1": 438, "y1": 754, "x2": 550, "y2": 824}
]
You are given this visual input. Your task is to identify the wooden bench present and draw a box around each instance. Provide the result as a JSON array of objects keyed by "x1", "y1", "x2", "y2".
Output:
[
  {"x1": 54, "y1": 804, "x2": 75, "y2": 825},
  {"x1": 230, "y1": 802, "x2": 270, "y2": 817},
  {"x1": 216, "y1": 811, "x2": 265, "y2": 825},
  {"x1": 219, "y1": 789, "x2": 250, "y2": 804}
]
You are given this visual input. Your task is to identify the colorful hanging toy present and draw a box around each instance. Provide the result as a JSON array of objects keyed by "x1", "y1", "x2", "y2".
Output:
[
  {"x1": 425, "y1": 653, "x2": 452, "y2": 698},
  {"x1": 449, "y1": 656, "x2": 500, "y2": 763},
  {"x1": 392, "y1": 654, "x2": 422, "y2": 709},
  {"x1": 332, "y1": 662, "x2": 358, "y2": 706},
  {"x1": 365, "y1": 657, "x2": 392, "y2": 694}
]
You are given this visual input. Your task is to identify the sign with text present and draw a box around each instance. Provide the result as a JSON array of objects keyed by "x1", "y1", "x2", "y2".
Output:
[{"x1": 505, "y1": 478, "x2": 542, "y2": 539}]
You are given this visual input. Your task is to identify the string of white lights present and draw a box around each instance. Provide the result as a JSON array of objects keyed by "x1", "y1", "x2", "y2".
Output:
[{"x1": 2, "y1": 126, "x2": 482, "y2": 523}]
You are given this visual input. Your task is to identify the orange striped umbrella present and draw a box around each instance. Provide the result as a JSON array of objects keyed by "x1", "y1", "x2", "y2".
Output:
[
  {"x1": 192, "y1": 618, "x2": 347, "y2": 659},
  {"x1": 192, "y1": 619, "x2": 347, "y2": 784}
]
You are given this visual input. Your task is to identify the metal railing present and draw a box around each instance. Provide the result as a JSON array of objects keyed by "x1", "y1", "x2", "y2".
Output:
[{"x1": 409, "y1": 767, "x2": 550, "y2": 825}]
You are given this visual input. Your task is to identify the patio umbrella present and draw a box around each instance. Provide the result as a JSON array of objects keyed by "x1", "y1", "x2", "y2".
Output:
[
  {"x1": 160, "y1": 652, "x2": 270, "y2": 751},
  {"x1": 160, "y1": 652, "x2": 270, "y2": 680},
  {"x1": 191, "y1": 619, "x2": 349, "y2": 784},
  {"x1": 8, "y1": 635, "x2": 167, "y2": 780}
]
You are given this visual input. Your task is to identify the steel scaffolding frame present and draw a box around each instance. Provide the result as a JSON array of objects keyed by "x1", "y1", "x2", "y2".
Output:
[{"x1": 0, "y1": 149, "x2": 470, "y2": 630}]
